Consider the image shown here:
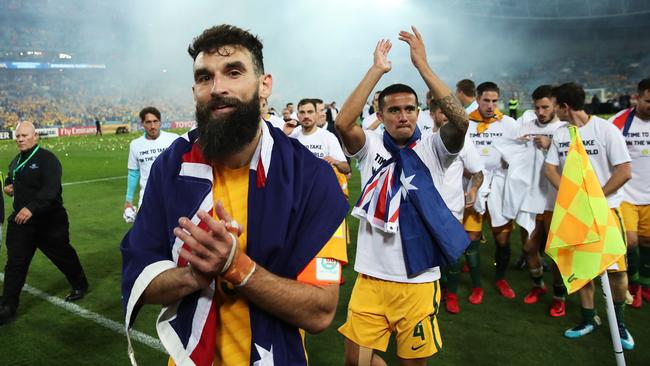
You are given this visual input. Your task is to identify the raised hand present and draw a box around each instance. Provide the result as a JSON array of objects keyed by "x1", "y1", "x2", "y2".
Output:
[
  {"x1": 398, "y1": 25, "x2": 427, "y2": 70},
  {"x1": 373, "y1": 39, "x2": 392, "y2": 73}
]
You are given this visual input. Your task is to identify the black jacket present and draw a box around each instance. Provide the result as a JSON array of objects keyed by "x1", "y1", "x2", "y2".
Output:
[{"x1": 6, "y1": 145, "x2": 64, "y2": 217}]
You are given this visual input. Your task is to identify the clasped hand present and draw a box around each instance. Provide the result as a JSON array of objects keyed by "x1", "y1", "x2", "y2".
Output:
[{"x1": 174, "y1": 201, "x2": 242, "y2": 288}]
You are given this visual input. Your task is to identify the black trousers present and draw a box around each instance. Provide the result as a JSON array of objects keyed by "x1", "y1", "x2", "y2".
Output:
[{"x1": 2, "y1": 208, "x2": 87, "y2": 309}]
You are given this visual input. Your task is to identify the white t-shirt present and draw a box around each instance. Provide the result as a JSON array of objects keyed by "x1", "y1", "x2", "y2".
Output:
[
  {"x1": 362, "y1": 112, "x2": 383, "y2": 133},
  {"x1": 465, "y1": 100, "x2": 478, "y2": 114},
  {"x1": 546, "y1": 116, "x2": 631, "y2": 208},
  {"x1": 346, "y1": 130, "x2": 457, "y2": 283},
  {"x1": 362, "y1": 104, "x2": 370, "y2": 120},
  {"x1": 516, "y1": 109, "x2": 537, "y2": 125},
  {"x1": 128, "y1": 131, "x2": 179, "y2": 205},
  {"x1": 440, "y1": 134, "x2": 484, "y2": 220},
  {"x1": 609, "y1": 110, "x2": 650, "y2": 205},
  {"x1": 417, "y1": 110, "x2": 434, "y2": 135},
  {"x1": 290, "y1": 127, "x2": 346, "y2": 162},
  {"x1": 467, "y1": 115, "x2": 518, "y2": 174},
  {"x1": 516, "y1": 118, "x2": 564, "y2": 211}
]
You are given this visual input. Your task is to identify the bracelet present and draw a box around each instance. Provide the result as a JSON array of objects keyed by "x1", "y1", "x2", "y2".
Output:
[
  {"x1": 221, "y1": 232, "x2": 238, "y2": 274},
  {"x1": 223, "y1": 249, "x2": 256, "y2": 286}
]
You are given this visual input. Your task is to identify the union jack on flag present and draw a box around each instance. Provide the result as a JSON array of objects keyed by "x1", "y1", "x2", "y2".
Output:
[
  {"x1": 352, "y1": 157, "x2": 402, "y2": 234},
  {"x1": 352, "y1": 130, "x2": 470, "y2": 276}
]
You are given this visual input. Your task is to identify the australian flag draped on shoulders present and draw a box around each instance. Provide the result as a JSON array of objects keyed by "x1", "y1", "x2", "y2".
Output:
[
  {"x1": 352, "y1": 127, "x2": 470, "y2": 277},
  {"x1": 612, "y1": 107, "x2": 635, "y2": 135},
  {"x1": 121, "y1": 121, "x2": 348, "y2": 366}
]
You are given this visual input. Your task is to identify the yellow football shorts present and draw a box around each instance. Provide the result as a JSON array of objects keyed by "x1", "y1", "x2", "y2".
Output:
[
  {"x1": 338, "y1": 274, "x2": 442, "y2": 359},
  {"x1": 463, "y1": 207, "x2": 514, "y2": 233},
  {"x1": 620, "y1": 201, "x2": 650, "y2": 237}
]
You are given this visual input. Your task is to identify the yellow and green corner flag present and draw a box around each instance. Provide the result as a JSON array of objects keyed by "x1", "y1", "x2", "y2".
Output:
[{"x1": 545, "y1": 126, "x2": 627, "y2": 294}]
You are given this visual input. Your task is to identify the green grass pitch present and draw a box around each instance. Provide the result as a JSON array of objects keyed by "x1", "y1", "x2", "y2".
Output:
[{"x1": 0, "y1": 131, "x2": 648, "y2": 365}]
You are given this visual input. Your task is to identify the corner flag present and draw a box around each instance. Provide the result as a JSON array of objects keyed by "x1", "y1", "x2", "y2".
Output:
[{"x1": 545, "y1": 126, "x2": 627, "y2": 294}]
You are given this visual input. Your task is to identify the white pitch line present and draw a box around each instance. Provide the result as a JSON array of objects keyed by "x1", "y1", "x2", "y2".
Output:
[
  {"x1": 0, "y1": 273, "x2": 165, "y2": 353},
  {"x1": 62, "y1": 176, "x2": 126, "y2": 186}
]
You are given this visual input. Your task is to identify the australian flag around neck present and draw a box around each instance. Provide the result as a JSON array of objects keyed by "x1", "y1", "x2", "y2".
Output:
[
  {"x1": 352, "y1": 127, "x2": 470, "y2": 277},
  {"x1": 121, "y1": 122, "x2": 348, "y2": 366}
]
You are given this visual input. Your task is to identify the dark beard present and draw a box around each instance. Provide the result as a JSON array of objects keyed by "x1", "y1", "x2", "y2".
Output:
[{"x1": 195, "y1": 92, "x2": 261, "y2": 163}]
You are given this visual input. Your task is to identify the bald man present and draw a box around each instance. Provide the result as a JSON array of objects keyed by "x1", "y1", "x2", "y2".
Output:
[{"x1": 0, "y1": 122, "x2": 88, "y2": 325}]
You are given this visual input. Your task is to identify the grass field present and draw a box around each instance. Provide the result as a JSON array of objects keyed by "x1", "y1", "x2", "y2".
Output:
[{"x1": 0, "y1": 131, "x2": 648, "y2": 365}]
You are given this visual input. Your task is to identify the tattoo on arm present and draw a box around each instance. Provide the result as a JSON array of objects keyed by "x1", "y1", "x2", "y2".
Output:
[
  {"x1": 437, "y1": 94, "x2": 469, "y2": 153},
  {"x1": 471, "y1": 171, "x2": 484, "y2": 190},
  {"x1": 437, "y1": 95, "x2": 468, "y2": 131}
]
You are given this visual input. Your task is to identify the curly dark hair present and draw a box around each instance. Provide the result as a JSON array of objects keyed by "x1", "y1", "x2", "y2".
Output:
[
  {"x1": 531, "y1": 85, "x2": 553, "y2": 101},
  {"x1": 139, "y1": 106, "x2": 161, "y2": 122},
  {"x1": 187, "y1": 24, "x2": 264, "y2": 75}
]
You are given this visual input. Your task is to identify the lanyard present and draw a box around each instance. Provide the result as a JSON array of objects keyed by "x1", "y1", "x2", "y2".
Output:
[{"x1": 13, "y1": 145, "x2": 40, "y2": 181}]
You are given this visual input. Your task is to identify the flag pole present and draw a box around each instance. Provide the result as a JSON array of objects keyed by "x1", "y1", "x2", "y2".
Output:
[{"x1": 599, "y1": 272, "x2": 626, "y2": 366}]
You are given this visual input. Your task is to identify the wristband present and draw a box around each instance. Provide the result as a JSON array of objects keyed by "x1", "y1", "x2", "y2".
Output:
[
  {"x1": 236, "y1": 262, "x2": 256, "y2": 287},
  {"x1": 223, "y1": 248, "x2": 256, "y2": 286},
  {"x1": 221, "y1": 219, "x2": 256, "y2": 286}
]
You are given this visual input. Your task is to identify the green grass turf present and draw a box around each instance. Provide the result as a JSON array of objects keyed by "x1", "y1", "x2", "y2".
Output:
[{"x1": 0, "y1": 131, "x2": 648, "y2": 365}]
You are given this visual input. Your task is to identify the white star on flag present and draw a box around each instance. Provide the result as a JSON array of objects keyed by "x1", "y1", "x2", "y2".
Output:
[
  {"x1": 400, "y1": 171, "x2": 418, "y2": 197},
  {"x1": 253, "y1": 344, "x2": 274, "y2": 366}
]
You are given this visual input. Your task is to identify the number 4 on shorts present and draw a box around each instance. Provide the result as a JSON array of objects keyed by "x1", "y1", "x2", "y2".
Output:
[{"x1": 413, "y1": 321, "x2": 425, "y2": 341}]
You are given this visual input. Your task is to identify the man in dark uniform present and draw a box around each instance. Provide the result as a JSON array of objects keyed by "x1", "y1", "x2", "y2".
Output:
[
  {"x1": 95, "y1": 118, "x2": 102, "y2": 136},
  {"x1": 0, "y1": 121, "x2": 88, "y2": 325}
]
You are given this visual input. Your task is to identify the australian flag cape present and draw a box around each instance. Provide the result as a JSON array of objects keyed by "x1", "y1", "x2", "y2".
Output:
[
  {"x1": 352, "y1": 127, "x2": 470, "y2": 276},
  {"x1": 120, "y1": 121, "x2": 349, "y2": 366},
  {"x1": 612, "y1": 107, "x2": 635, "y2": 135}
]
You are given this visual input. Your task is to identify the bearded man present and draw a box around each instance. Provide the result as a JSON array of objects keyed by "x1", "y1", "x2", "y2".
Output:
[{"x1": 120, "y1": 24, "x2": 349, "y2": 366}]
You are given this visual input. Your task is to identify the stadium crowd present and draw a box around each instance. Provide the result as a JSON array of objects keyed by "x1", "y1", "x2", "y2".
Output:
[
  {"x1": 0, "y1": 12, "x2": 649, "y2": 365},
  {"x1": 0, "y1": 71, "x2": 194, "y2": 129}
]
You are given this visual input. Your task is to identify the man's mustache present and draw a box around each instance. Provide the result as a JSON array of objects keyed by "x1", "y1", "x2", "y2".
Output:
[{"x1": 206, "y1": 95, "x2": 243, "y2": 110}]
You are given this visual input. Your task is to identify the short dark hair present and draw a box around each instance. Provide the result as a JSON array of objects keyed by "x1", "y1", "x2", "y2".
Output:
[
  {"x1": 188, "y1": 24, "x2": 264, "y2": 75},
  {"x1": 298, "y1": 98, "x2": 316, "y2": 110},
  {"x1": 428, "y1": 98, "x2": 441, "y2": 112},
  {"x1": 456, "y1": 79, "x2": 476, "y2": 97},
  {"x1": 378, "y1": 83, "x2": 418, "y2": 112},
  {"x1": 311, "y1": 98, "x2": 323, "y2": 105},
  {"x1": 638, "y1": 78, "x2": 650, "y2": 94},
  {"x1": 552, "y1": 82, "x2": 585, "y2": 111},
  {"x1": 476, "y1": 82, "x2": 500, "y2": 97},
  {"x1": 531, "y1": 85, "x2": 553, "y2": 101},
  {"x1": 139, "y1": 106, "x2": 161, "y2": 122},
  {"x1": 286, "y1": 102, "x2": 294, "y2": 108}
]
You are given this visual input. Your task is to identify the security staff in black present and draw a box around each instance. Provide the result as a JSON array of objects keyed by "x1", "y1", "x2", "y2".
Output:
[{"x1": 0, "y1": 122, "x2": 88, "y2": 325}]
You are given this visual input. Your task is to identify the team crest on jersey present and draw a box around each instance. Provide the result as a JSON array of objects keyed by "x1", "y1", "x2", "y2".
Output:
[
  {"x1": 315, "y1": 258, "x2": 341, "y2": 281},
  {"x1": 29, "y1": 163, "x2": 38, "y2": 169}
]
